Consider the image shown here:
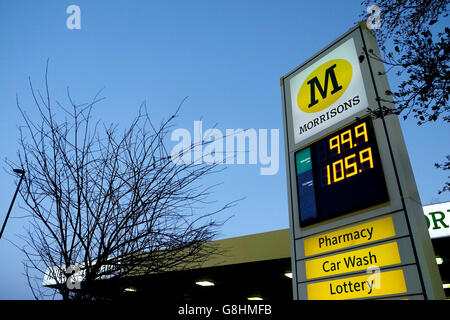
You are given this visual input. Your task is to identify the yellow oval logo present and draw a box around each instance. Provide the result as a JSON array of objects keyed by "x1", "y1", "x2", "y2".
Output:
[{"x1": 297, "y1": 59, "x2": 353, "y2": 113}]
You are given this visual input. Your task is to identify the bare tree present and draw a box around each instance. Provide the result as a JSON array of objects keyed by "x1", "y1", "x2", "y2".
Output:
[
  {"x1": 361, "y1": 0, "x2": 449, "y2": 195},
  {"x1": 362, "y1": 0, "x2": 449, "y2": 124},
  {"x1": 7, "y1": 66, "x2": 236, "y2": 300},
  {"x1": 434, "y1": 155, "x2": 449, "y2": 194}
]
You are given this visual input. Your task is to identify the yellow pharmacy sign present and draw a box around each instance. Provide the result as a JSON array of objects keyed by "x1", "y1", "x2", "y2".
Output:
[{"x1": 304, "y1": 216, "x2": 396, "y2": 257}]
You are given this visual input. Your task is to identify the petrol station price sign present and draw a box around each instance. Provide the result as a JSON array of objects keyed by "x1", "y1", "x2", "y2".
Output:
[
  {"x1": 295, "y1": 116, "x2": 389, "y2": 227},
  {"x1": 281, "y1": 23, "x2": 444, "y2": 300}
]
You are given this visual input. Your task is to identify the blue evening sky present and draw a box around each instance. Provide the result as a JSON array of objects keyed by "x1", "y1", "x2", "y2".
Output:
[{"x1": 0, "y1": 0, "x2": 448, "y2": 299}]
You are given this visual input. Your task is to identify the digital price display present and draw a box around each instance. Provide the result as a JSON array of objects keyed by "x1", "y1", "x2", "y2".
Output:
[{"x1": 295, "y1": 117, "x2": 389, "y2": 227}]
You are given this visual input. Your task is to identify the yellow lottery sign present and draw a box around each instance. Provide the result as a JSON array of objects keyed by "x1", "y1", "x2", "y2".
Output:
[
  {"x1": 307, "y1": 269, "x2": 407, "y2": 300},
  {"x1": 303, "y1": 216, "x2": 396, "y2": 257}
]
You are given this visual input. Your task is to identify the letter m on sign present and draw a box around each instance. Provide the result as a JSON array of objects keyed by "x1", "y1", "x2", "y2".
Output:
[{"x1": 307, "y1": 64, "x2": 342, "y2": 108}]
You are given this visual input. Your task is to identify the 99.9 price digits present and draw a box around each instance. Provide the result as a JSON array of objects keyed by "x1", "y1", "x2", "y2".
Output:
[{"x1": 325, "y1": 122, "x2": 375, "y2": 185}]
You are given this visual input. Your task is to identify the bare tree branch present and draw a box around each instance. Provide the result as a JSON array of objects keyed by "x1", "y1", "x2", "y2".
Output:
[{"x1": 7, "y1": 65, "x2": 236, "y2": 300}]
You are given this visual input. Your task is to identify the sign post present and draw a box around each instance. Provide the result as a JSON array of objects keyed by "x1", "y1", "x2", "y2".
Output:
[{"x1": 280, "y1": 23, "x2": 444, "y2": 300}]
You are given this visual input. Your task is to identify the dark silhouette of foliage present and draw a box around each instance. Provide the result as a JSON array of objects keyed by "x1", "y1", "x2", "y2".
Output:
[
  {"x1": 362, "y1": 0, "x2": 449, "y2": 195},
  {"x1": 362, "y1": 0, "x2": 449, "y2": 124}
]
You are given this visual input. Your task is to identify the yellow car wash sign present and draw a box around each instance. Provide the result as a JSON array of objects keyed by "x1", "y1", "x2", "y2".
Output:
[
  {"x1": 305, "y1": 241, "x2": 401, "y2": 279},
  {"x1": 289, "y1": 38, "x2": 368, "y2": 144},
  {"x1": 307, "y1": 269, "x2": 407, "y2": 300},
  {"x1": 303, "y1": 216, "x2": 396, "y2": 257}
]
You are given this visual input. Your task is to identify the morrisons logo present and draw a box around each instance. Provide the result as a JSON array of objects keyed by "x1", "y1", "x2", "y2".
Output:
[
  {"x1": 298, "y1": 96, "x2": 361, "y2": 136},
  {"x1": 297, "y1": 59, "x2": 353, "y2": 113}
]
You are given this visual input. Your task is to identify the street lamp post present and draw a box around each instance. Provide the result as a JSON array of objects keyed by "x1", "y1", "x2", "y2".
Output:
[{"x1": 0, "y1": 169, "x2": 25, "y2": 239}]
